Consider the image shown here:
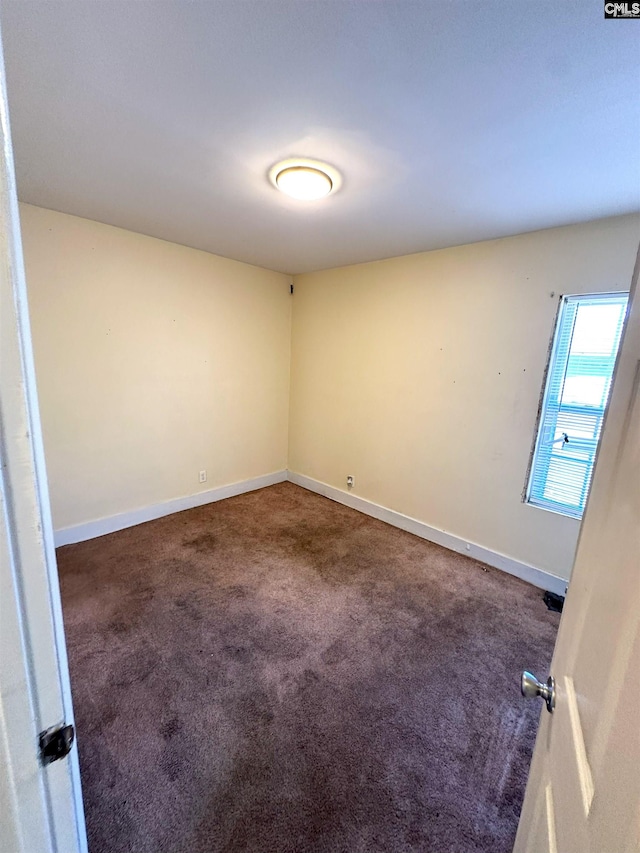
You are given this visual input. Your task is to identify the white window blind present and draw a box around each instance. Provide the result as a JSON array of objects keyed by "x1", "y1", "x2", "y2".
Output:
[{"x1": 527, "y1": 292, "x2": 628, "y2": 518}]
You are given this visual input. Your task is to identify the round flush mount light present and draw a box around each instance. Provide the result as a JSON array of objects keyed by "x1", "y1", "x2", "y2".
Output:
[
  {"x1": 269, "y1": 158, "x2": 341, "y2": 200},
  {"x1": 277, "y1": 166, "x2": 332, "y2": 199}
]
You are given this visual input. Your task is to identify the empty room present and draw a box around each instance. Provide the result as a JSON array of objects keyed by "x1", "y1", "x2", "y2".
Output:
[{"x1": 1, "y1": 2, "x2": 639, "y2": 853}]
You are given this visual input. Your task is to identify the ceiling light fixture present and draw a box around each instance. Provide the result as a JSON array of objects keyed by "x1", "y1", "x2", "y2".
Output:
[
  {"x1": 269, "y1": 158, "x2": 341, "y2": 201},
  {"x1": 277, "y1": 166, "x2": 332, "y2": 200}
]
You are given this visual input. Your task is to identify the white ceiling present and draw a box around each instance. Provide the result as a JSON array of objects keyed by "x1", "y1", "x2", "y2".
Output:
[{"x1": 1, "y1": 0, "x2": 639, "y2": 275}]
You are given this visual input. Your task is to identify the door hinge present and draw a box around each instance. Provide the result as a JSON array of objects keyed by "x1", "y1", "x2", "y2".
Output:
[{"x1": 39, "y1": 723, "x2": 75, "y2": 765}]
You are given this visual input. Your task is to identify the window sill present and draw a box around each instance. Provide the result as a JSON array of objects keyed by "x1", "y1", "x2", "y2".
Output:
[{"x1": 524, "y1": 499, "x2": 583, "y2": 521}]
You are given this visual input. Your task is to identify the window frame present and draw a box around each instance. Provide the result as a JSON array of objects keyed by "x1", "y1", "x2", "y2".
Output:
[{"x1": 525, "y1": 291, "x2": 629, "y2": 520}]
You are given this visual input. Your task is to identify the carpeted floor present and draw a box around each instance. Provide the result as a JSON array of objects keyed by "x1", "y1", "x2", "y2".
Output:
[{"x1": 57, "y1": 482, "x2": 559, "y2": 853}]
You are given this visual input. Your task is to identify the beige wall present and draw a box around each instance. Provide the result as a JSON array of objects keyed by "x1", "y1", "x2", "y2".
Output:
[
  {"x1": 289, "y1": 214, "x2": 640, "y2": 580},
  {"x1": 21, "y1": 203, "x2": 639, "y2": 579},
  {"x1": 20, "y1": 204, "x2": 291, "y2": 531}
]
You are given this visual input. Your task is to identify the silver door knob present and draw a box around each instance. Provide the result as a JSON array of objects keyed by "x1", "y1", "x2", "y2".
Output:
[{"x1": 521, "y1": 671, "x2": 555, "y2": 713}]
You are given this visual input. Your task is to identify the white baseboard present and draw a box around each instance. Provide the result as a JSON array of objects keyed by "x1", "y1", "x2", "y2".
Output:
[
  {"x1": 54, "y1": 470, "x2": 288, "y2": 547},
  {"x1": 54, "y1": 467, "x2": 568, "y2": 597},
  {"x1": 287, "y1": 471, "x2": 568, "y2": 596}
]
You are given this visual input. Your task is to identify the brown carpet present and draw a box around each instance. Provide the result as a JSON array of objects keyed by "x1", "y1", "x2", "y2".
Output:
[{"x1": 57, "y1": 482, "x2": 559, "y2": 853}]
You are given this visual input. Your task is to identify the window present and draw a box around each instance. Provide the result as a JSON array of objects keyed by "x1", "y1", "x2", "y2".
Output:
[{"x1": 527, "y1": 292, "x2": 628, "y2": 519}]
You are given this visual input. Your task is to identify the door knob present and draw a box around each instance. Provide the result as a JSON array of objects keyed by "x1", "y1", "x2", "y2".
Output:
[{"x1": 521, "y1": 671, "x2": 555, "y2": 713}]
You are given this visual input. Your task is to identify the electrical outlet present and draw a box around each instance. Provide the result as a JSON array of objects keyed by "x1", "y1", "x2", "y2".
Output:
[
  {"x1": 347, "y1": 475, "x2": 354, "y2": 488},
  {"x1": 199, "y1": 470, "x2": 207, "y2": 484}
]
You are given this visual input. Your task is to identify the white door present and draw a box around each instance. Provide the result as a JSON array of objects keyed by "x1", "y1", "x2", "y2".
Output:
[
  {"x1": 0, "y1": 28, "x2": 87, "y2": 853},
  {"x1": 514, "y1": 242, "x2": 640, "y2": 853}
]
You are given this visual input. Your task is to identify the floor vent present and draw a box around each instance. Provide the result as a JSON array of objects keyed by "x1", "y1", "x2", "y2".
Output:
[{"x1": 543, "y1": 590, "x2": 565, "y2": 613}]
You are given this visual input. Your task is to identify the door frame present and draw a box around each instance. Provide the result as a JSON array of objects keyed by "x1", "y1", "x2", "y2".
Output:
[{"x1": 0, "y1": 23, "x2": 87, "y2": 853}]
